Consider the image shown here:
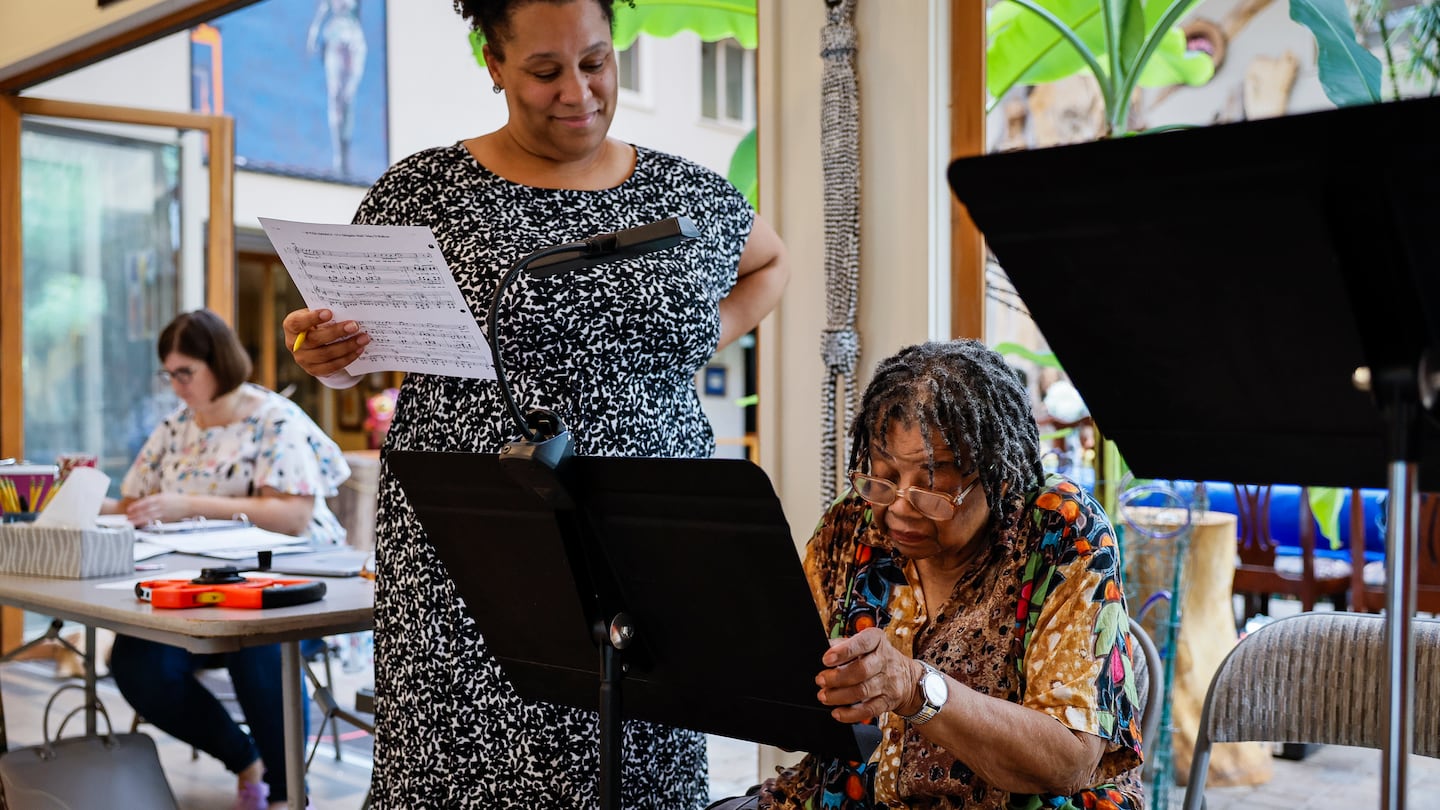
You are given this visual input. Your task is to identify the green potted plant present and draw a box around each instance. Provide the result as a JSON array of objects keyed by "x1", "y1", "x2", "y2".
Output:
[{"x1": 986, "y1": 0, "x2": 1217, "y2": 136}]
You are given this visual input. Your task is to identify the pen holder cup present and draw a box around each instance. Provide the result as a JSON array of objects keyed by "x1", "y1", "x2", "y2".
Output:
[
  {"x1": 0, "y1": 465, "x2": 60, "y2": 513},
  {"x1": 0, "y1": 513, "x2": 39, "y2": 524}
]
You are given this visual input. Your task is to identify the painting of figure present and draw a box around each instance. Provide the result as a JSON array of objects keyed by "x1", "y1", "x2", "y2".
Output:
[{"x1": 190, "y1": 0, "x2": 388, "y2": 185}]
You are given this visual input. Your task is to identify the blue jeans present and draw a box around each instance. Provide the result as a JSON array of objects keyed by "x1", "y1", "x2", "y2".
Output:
[{"x1": 110, "y1": 635, "x2": 315, "y2": 802}]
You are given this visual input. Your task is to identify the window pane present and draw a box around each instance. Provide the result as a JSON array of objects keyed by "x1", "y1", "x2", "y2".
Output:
[
  {"x1": 701, "y1": 40, "x2": 718, "y2": 120},
  {"x1": 21, "y1": 123, "x2": 185, "y2": 492},
  {"x1": 618, "y1": 40, "x2": 640, "y2": 92},
  {"x1": 725, "y1": 41, "x2": 744, "y2": 121}
]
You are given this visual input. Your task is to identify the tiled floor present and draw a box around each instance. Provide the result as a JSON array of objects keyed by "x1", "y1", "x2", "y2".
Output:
[{"x1": 1, "y1": 615, "x2": 1436, "y2": 809}]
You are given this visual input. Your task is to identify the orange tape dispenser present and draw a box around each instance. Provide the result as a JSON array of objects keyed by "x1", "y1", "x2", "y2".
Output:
[{"x1": 137, "y1": 566, "x2": 327, "y2": 609}]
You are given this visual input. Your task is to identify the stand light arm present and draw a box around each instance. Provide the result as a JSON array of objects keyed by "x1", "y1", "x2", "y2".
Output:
[{"x1": 488, "y1": 242, "x2": 589, "y2": 442}]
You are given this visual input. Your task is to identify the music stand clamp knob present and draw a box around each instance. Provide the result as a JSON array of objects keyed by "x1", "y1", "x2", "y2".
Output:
[
  {"x1": 608, "y1": 613, "x2": 635, "y2": 650},
  {"x1": 1354, "y1": 366, "x2": 1372, "y2": 392}
]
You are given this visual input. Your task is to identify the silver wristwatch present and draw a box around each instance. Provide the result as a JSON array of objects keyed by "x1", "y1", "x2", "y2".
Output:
[{"x1": 899, "y1": 661, "x2": 947, "y2": 725}]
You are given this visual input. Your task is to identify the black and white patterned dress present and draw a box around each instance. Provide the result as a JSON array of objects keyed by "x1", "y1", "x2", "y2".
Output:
[{"x1": 356, "y1": 143, "x2": 754, "y2": 808}]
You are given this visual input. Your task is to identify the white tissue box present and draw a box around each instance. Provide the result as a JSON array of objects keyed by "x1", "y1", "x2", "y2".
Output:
[{"x1": 0, "y1": 523, "x2": 135, "y2": 578}]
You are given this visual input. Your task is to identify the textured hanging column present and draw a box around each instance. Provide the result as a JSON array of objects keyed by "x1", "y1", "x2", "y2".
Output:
[{"x1": 818, "y1": 0, "x2": 862, "y2": 509}]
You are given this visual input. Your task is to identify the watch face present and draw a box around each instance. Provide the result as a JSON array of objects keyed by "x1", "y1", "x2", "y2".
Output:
[{"x1": 922, "y1": 671, "x2": 947, "y2": 705}]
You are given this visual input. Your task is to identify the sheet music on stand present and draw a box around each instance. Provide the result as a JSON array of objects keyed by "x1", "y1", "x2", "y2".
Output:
[{"x1": 258, "y1": 217, "x2": 496, "y2": 380}]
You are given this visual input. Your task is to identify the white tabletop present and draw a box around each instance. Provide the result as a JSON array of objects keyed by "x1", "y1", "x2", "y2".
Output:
[{"x1": 0, "y1": 553, "x2": 374, "y2": 653}]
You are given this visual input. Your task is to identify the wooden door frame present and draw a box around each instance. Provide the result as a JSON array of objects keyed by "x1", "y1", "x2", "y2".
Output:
[
  {"x1": 0, "y1": 96, "x2": 234, "y2": 461},
  {"x1": 0, "y1": 98, "x2": 233, "y2": 652},
  {"x1": 950, "y1": 0, "x2": 986, "y2": 340}
]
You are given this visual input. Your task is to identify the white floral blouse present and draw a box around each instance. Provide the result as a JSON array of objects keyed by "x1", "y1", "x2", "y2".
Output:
[{"x1": 120, "y1": 384, "x2": 351, "y2": 544}]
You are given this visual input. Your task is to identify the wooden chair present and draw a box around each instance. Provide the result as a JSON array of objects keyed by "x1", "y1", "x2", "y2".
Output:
[
  {"x1": 1231, "y1": 484, "x2": 1350, "y2": 625},
  {"x1": 1351, "y1": 492, "x2": 1440, "y2": 613}
]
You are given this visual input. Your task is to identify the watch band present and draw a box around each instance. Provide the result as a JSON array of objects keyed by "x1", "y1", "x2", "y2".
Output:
[{"x1": 899, "y1": 661, "x2": 945, "y2": 725}]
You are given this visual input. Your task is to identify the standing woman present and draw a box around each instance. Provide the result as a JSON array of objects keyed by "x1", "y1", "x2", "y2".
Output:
[
  {"x1": 107, "y1": 309, "x2": 350, "y2": 810},
  {"x1": 283, "y1": 0, "x2": 788, "y2": 806}
]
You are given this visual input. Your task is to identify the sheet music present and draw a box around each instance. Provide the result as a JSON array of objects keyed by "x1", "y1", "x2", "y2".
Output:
[{"x1": 259, "y1": 218, "x2": 495, "y2": 379}]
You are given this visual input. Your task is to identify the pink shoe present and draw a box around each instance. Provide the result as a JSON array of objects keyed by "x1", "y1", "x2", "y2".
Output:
[{"x1": 232, "y1": 780, "x2": 268, "y2": 810}]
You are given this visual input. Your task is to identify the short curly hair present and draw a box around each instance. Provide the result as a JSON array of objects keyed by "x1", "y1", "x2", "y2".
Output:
[
  {"x1": 849, "y1": 339, "x2": 1044, "y2": 528},
  {"x1": 453, "y1": 0, "x2": 636, "y2": 62}
]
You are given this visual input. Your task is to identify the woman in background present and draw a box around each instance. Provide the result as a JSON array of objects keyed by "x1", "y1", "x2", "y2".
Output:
[{"x1": 106, "y1": 309, "x2": 349, "y2": 810}]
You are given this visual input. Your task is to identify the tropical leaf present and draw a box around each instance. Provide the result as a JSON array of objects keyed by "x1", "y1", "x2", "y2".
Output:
[
  {"x1": 726, "y1": 127, "x2": 758, "y2": 210},
  {"x1": 986, "y1": 0, "x2": 1210, "y2": 101},
  {"x1": 1290, "y1": 0, "x2": 1383, "y2": 106},
  {"x1": 470, "y1": 0, "x2": 757, "y2": 67},
  {"x1": 993, "y1": 341, "x2": 1062, "y2": 368},
  {"x1": 613, "y1": 0, "x2": 758, "y2": 51},
  {"x1": 1308, "y1": 486, "x2": 1346, "y2": 551},
  {"x1": 1132, "y1": 25, "x2": 1215, "y2": 87},
  {"x1": 987, "y1": 0, "x2": 1106, "y2": 98}
]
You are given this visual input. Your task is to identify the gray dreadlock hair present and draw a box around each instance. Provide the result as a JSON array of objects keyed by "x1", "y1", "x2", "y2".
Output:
[{"x1": 848, "y1": 339, "x2": 1044, "y2": 526}]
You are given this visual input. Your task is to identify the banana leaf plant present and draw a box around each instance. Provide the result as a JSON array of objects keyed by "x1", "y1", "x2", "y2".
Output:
[
  {"x1": 467, "y1": 0, "x2": 758, "y2": 207},
  {"x1": 1288, "y1": 0, "x2": 1383, "y2": 106},
  {"x1": 986, "y1": 0, "x2": 1216, "y2": 136}
]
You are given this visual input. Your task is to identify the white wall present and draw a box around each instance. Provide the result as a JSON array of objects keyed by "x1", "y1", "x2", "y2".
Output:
[{"x1": 611, "y1": 32, "x2": 751, "y2": 177}]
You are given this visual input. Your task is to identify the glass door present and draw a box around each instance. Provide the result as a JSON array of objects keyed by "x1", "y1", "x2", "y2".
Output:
[
  {"x1": 0, "y1": 96, "x2": 233, "y2": 650},
  {"x1": 0, "y1": 97, "x2": 233, "y2": 484}
]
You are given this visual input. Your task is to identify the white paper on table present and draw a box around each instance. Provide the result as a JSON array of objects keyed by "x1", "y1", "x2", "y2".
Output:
[
  {"x1": 133, "y1": 541, "x2": 172, "y2": 562},
  {"x1": 33, "y1": 467, "x2": 109, "y2": 528},
  {"x1": 136, "y1": 526, "x2": 304, "y2": 555},
  {"x1": 259, "y1": 217, "x2": 496, "y2": 380}
]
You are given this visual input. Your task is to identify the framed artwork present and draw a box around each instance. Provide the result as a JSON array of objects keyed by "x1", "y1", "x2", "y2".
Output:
[
  {"x1": 190, "y1": 0, "x2": 389, "y2": 186},
  {"x1": 703, "y1": 366, "x2": 727, "y2": 397}
]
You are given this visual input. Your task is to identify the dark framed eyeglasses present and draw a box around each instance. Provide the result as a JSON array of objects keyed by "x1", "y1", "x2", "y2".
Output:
[
  {"x1": 156, "y1": 366, "x2": 196, "y2": 384},
  {"x1": 847, "y1": 470, "x2": 980, "y2": 521}
]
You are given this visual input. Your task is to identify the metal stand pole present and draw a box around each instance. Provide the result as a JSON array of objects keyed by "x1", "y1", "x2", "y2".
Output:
[
  {"x1": 597, "y1": 614, "x2": 633, "y2": 810},
  {"x1": 1367, "y1": 364, "x2": 1425, "y2": 810}
]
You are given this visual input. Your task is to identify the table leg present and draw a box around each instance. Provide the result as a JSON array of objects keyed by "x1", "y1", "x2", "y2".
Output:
[
  {"x1": 282, "y1": 640, "x2": 305, "y2": 810},
  {"x1": 84, "y1": 625, "x2": 96, "y2": 735}
]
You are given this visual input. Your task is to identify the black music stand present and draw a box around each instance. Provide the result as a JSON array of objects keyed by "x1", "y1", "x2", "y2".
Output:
[
  {"x1": 388, "y1": 450, "x2": 877, "y2": 808},
  {"x1": 949, "y1": 94, "x2": 1440, "y2": 810}
]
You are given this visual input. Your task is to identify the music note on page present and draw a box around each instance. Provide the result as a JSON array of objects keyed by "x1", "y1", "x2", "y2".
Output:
[{"x1": 259, "y1": 218, "x2": 495, "y2": 380}]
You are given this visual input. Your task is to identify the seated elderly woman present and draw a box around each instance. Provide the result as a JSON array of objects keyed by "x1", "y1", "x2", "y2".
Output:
[{"x1": 722, "y1": 339, "x2": 1143, "y2": 810}]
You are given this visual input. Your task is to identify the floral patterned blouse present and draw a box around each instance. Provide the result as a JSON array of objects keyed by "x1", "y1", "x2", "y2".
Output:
[
  {"x1": 120, "y1": 384, "x2": 351, "y2": 544},
  {"x1": 760, "y1": 477, "x2": 1143, "y2": 810}
]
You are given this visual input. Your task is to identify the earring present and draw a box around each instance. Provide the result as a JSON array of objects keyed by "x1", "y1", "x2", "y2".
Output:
[{"x1": 493, "y1": 84, "x2": 503, "y2": 94}]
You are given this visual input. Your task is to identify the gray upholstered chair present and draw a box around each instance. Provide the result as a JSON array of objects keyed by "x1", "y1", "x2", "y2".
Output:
[
  {"x1": 1129, "y1": 616, "x2": 1164, "y2": 769},
  {"x1": 1182, "y1": 612, "x2": 1440, "y2": 810}
]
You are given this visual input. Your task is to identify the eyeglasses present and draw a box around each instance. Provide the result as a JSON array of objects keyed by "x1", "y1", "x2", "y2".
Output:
[
  {"x1": 155, "y1": 366, "x2": 197, "y2": 384},
  {"x1": 847, "y1": 470, "x2": 980, "y2": 521}
]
